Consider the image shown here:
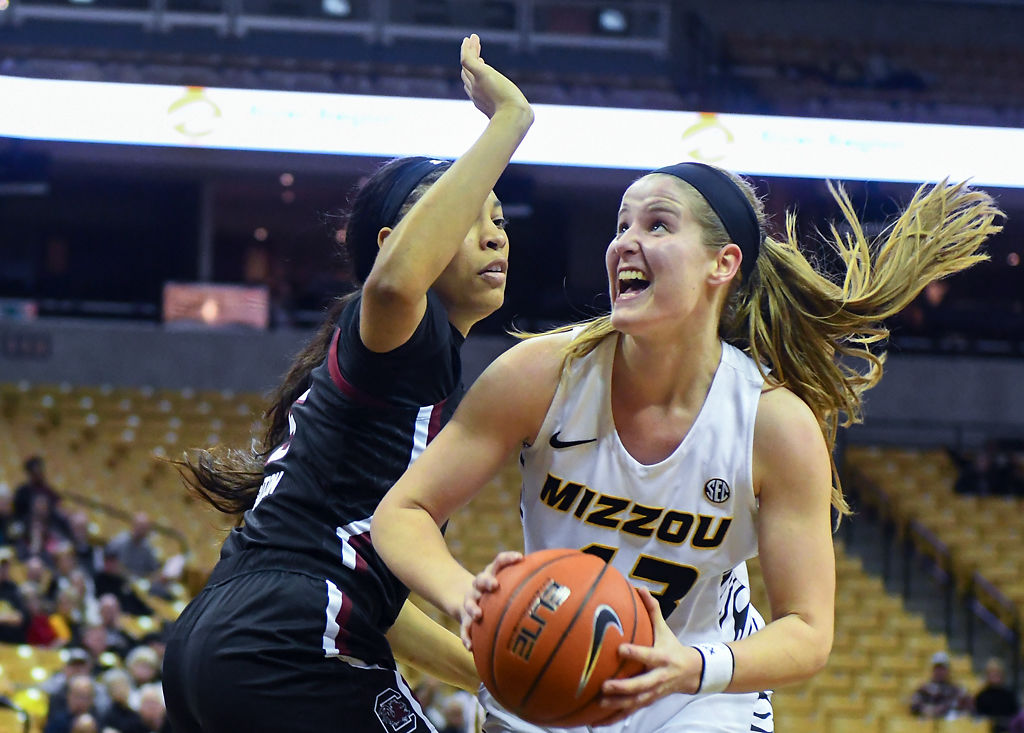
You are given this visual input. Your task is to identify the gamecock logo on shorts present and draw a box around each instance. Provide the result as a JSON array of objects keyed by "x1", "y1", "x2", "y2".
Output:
[{"x1": 374, "y1": 689, "x2": 416, "y2": 732}]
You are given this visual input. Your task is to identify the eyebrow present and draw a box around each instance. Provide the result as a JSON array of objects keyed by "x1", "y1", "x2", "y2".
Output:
[{"x1": 618, "y1": 199, "x2": 681, "y2": 217}]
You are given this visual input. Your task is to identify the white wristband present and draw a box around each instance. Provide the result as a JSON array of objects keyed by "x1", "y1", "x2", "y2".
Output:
[{"x1": 691, "y1": 642, "x2": 735, "y2": 694}]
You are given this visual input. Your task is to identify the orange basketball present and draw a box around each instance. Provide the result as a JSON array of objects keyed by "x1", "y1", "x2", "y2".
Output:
[{"x1": 469, "y1": 548, "x2": 654, "y2": 728}]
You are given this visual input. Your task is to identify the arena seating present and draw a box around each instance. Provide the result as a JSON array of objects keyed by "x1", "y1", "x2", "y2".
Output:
[
  {"x1": 0, "y1": 381, "x2": 1002, "y2": 731},
  {"x1": 846, "y1": 446, "x2": 1024, "y2": 646}
]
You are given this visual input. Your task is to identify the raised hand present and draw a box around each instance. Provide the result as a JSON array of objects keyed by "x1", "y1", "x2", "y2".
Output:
[{"x1": 460, "y1": 33, "x2": 531, "y2": 120}]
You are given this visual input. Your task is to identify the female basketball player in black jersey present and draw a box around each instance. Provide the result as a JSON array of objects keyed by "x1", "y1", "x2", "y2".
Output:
[{"x1": 161, "y1": 35, "x2": 533, "y2": 733}]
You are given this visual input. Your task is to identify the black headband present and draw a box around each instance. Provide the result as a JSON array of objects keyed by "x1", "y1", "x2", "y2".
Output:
[
  {"x1": 378, "y1": 157, "x2": 449, "y2": 228},
  {"x1": 653, "y1": 162, "x2": 762, "y2": 281}
]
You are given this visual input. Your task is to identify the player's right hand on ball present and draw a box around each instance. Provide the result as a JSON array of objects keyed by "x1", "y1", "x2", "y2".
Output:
[
  {"x1": 460, "y1": 33, "x2": 532, "y2": 121},
  {"x1": 460, "y1": 550, "x2": 523, "y2": 650}
]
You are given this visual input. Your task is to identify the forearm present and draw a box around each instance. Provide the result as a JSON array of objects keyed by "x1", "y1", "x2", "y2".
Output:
[
  {"x1": 725, "y1": 612, "x2": 832, "y2": 692},
  {"x1": 372, "y1": 503, "x2": 474, "y2": 621},
  {"x1": 372, "y1": 105, "x2": 533, "y2": 292},
  {"x1": 387, "y1": 599, "x2": 480, "y2": 692}
]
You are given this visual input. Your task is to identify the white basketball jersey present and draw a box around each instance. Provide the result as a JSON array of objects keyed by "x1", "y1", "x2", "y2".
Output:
[{"x1": 520, "y1": 334, "x2": 765, "y2": 646}]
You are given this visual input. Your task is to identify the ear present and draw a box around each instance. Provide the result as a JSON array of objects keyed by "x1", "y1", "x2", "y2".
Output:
[
  {"x1": 376, "y1": 226, "x2": 393, "y2": 249},
  {"x1": 708, "y1": 243, "x2": 742, "y2": 286}
]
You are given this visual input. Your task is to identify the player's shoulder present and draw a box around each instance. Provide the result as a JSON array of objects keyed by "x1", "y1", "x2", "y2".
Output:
[
  {"x1": 490, "y1": 330, "x2": 575, "y2": 380},
  {"x1": 755, "y1": 385, "x2": 823, "y2": 453}
]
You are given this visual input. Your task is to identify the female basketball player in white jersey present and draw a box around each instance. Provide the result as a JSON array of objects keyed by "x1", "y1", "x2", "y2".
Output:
[{"x1": 374, "y1": 163, "x2": 1002, "y2": 731}]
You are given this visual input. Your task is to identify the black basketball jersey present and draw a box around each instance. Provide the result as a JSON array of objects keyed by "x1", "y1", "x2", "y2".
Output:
[{"x1": 216, "y1": 290, "x2": 465, "y2": 666}]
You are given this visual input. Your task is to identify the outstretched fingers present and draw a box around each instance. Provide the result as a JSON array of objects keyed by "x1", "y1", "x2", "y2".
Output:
[{"x1": 460, "y1": 550, "x2": 523, "y2": 650}]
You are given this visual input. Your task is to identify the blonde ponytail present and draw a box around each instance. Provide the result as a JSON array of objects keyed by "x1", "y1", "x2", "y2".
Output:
[{"x1": 731, "y1": 180, "x2": 1002, "y2": 513}]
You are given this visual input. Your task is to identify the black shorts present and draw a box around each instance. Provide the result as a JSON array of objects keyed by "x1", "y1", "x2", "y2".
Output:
[{"x1": 162, "y1": 569, "x2": 439, "y2": 733}]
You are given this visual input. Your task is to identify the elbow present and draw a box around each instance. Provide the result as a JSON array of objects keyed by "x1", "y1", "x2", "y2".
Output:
[
  {"x1": 802, "y1": 627, "x2": 833, "y2": 680},
  {"x1": 362, "y1": 270, "x2": 418, "y2": 309}
]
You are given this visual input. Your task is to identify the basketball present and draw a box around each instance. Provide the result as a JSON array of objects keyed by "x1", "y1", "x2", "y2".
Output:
[{"x1": 469, "y1": 548, "x2": 654, "y2": 728}]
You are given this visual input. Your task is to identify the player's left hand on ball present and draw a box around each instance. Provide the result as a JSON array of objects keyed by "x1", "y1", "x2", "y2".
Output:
[
  {"x1": 596, "y1": 588, "x2": 704, "y2": 723},
  {"x1": 460, "y1": 550, "x2": 523, "y2": 650}
]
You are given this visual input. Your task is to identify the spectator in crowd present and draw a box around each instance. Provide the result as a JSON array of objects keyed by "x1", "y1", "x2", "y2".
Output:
[
  {"x1": 126, "y1": 645, "x2": 161, "y2": 703},
  {"x1": 16, "y1": 494, "x2": 70, "y2": 563},
  {"x1": 13, "y1": 456, "x2": 68, "y2": 531},
  {"x1": 106, "y1": 513, "x2": 160, "y2": 582},
  {"x1": 23, "y1": 554, "x2": 52, "y2": 590},
  {"x1": 40, "y1": 647, "x2": 111, "y2": 720},
  {"x1": 100, "y1": 668, "x2": 146, "y2": 733},
  {"x1": 66, "y1": 512, "x2": 100, "y2": 575},
  {"x1": 47, "y1": 543, "x2": 90, "y2": 603},
  {"x1": 437, "y1": 693, "x2": 474, "y2": 733},
  {"x1": 93, "y1": 549, "x2": 152, "y2": 617},
  {"x1": 911, "y1": 652, "x2": 973, "y2": 719},
  {"x1": 0, "y1": 547, "x2": 27, "y2": 643},
  {"x1": 0, "y1": 482, "x2": 15, "y2": 546},
  {"x1": 974, "y1": 657, "x2": 1020, "y2": 733},
  {"x1": 80, "y1": 622, "x2": 121, "y2": 674},
  {"x1": 97, "y1": 594, "x2": 137, "y2": 659},
  {"x1": 49, "y1": 585, "x2": 84, "y2": 647},
  {"x1": 136, "y1": 683, "x2": 170, "y2": 733},
  {"x1": 951, "y1": 441, "x2": 1024, "y2": 497},
  {"x1": 41, "y1": 648, "x2": 94, "y2": 706},
  {"x1": 43, "y1": 674, "x2": 100, "y2": 733},
  {"x1": 21, "y1": 582, "x2": 60, "y2": 647},
  {"x1": 105, "y1": 512, "x2": 171, "y2": 599}
]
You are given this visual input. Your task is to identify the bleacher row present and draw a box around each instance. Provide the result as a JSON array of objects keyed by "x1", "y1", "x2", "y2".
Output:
[
  {"x1": 0, "y1": 381, "x2": 1009, "y2": 731},
  {"x1": 848, "y1": 446, "x2": 1024, "y2": 650}
]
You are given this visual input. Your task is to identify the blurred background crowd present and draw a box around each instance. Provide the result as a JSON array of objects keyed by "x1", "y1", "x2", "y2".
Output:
[{"x1": 2, "y1": 1, "x2": 1024, "y2": 732}]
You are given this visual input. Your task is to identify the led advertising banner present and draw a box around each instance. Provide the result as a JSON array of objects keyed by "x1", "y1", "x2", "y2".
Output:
[{"x1": 1, "y1": 75, "x2": 1021, "y2": 187}]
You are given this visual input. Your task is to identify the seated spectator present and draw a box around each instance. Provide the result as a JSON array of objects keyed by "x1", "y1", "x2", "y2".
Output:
[
  {"x1": 126, "y1": 645, "x2": 161, "y2": 700},
  {"x1": 21, "y1": 582, "x2": 60, "y2": 647},
  {"x1": 952, "y1": 441, "x2": 1024, "y2": 496},
  {"x1": 24, "y1": 554, "x2": 53, "y2": 590},
  {"x1": 0, "y1": 482, "x2": 14, "y2": 546},
  {"x1": 136, "y1": 683, "x2": 171, "y2": 733},
  {"x1": 93, "y1": 549, "x2": 152, "y2": 617},
  {"x1": 14, "y1": 456, "x2": 69, "y2": 533},
  {"x1": 974, "y1": 657, "x2": 1020, "y2": 733},
  {"x1": 911, "y1": 652, "x2": 973, "y2": 719},
  {"x1": 66, "y1": 512, "x2": 100, "y2": 576},
  {"x1": 47, "y1": 543, "x2": 91, "y2": 603},
  {"x1": 0, "y1": 547, "x2": 27, "y2": 643},
  {"x1": 100, "y1": 668, "x2": 145, "y2": 733},
  {"x1": 97, "y1": 594, "x2": 137, "y2": 659},
  {"x1": 50, "y1": 586, "x2": 85, "y2": 647},
  {"x1": 80, "y1": 623, "x2": 122, "y2": 674},
  {"x1": 106, "y1": 512, "x2": 171, "y2": 599},
  {"x1": 43, "y1": 674, "x2": 99, "y2": 733},
  {"x1": 40, "y1": 647, "x2": 111, "y2": 720}
]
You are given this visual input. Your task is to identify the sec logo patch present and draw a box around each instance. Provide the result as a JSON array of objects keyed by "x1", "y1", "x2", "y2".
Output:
[{"x1": 704, "y1": 478, "x2": 731, "y2": 504}]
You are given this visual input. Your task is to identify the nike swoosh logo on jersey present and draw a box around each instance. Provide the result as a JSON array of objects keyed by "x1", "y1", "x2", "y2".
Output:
[
  {"x1": 576, "y1": 604, "x2": 623, "y2": 695},
  {"x1": 549, "y1": 431, "x2": 597, "y2": 449}
]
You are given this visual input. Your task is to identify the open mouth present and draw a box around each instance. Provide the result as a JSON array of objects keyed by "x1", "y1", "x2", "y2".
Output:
[
  {"x1": 479, "y1": 260, "x2": 508, "y2": 286},
  {"x1": 617, "y1": 269, "x2": 650, "y2": 298}
]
